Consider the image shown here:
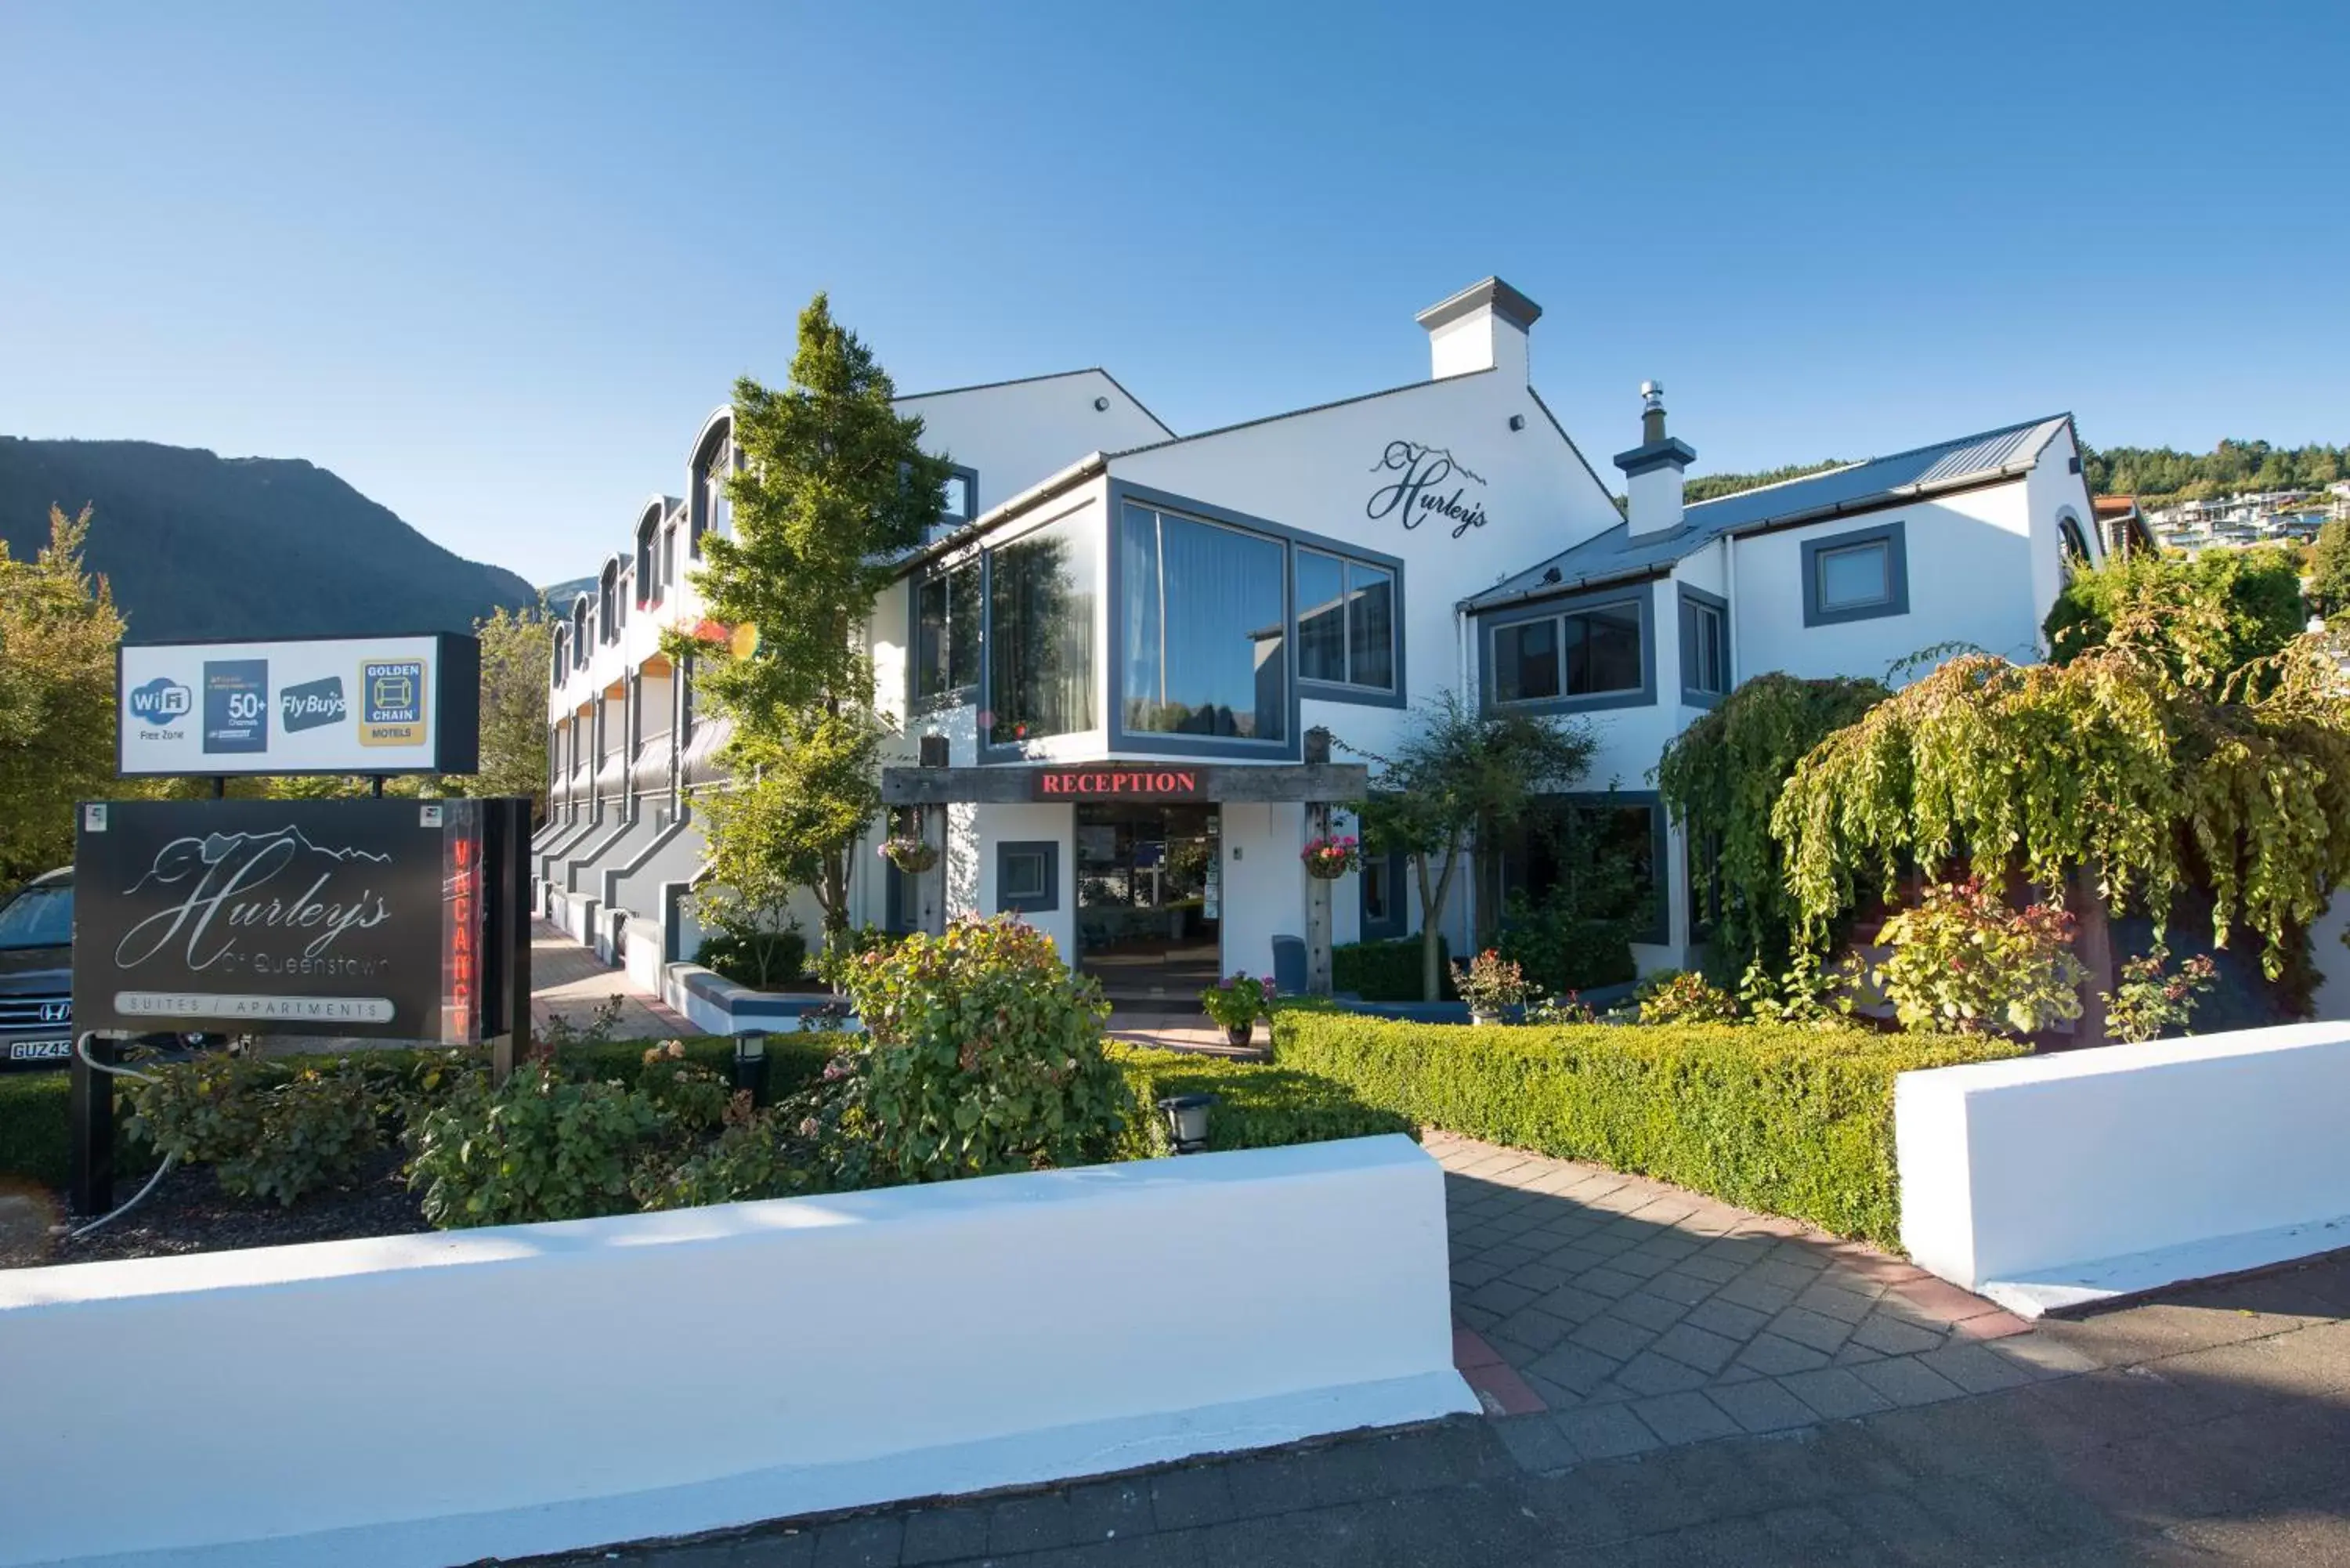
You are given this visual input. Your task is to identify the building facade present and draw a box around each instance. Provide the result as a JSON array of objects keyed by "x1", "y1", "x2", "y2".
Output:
[{"x1": 540, "y1": 278, "x2": 2101, "y2": 1007}]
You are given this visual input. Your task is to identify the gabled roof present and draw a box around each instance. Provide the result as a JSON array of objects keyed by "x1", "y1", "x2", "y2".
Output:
[
  {"x1": 1466, "y1": 414, "x2": 2074, "y2": 610},
  {"x1": 1104, "y1": 369, "x2": 1496, "y2": 461},
  {"x1": 895, "y1": 367, "x2": 1174, "y2": 439}
]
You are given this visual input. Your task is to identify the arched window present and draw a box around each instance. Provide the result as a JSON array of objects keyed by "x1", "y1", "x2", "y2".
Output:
[
  {"x1": 635, "y1": 504, "x2": 663, "y2": 606},
  {"x1": 690, "y1": 421, "x2": 731, "y2": 558},
  {"x1": 598, "y1": 561, "x2": 619, "y2": 644},
  {"x1": 571, "y1": 598, "x2": 590, "y2": 671},
  {"x1": 2057, "y1": 511, "x2": 2092, "y2": 581},
  {"x1": 551, "y1": 625, "x2": 568, "y2": 686}
]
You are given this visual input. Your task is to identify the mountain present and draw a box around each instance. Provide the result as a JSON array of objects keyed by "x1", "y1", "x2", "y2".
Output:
[
  {"x1": 540, "y1": 575, "x2": 597, "y2": 609},
  {"x1": 0, "y1": 436, "x2": 535, "y2": 641}
]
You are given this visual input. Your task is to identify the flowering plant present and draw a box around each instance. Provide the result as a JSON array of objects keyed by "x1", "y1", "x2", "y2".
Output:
[
  {"x1": 2101, "y1": 943, "x2": 2220, "y2": 1043},
  {"x1": 1452, "y1": 948, "x2": 1531, "y2": 1014},
  {"x1": 1873, "y1": 876, "x2": 2088, "y2": 1036},
  {"x1": 1199, "y1": 973, "x2": 1277, "y2": 1031},
  {"x1": 1300, "y1": 834, "x2": 1363, "y2": 880},
  {"x1": 878, "y1": 833, "x2": 938, "y2": 874}
]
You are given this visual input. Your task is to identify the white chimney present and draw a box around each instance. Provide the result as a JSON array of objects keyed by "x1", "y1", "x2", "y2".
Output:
[
  {"x1": 1415, "y1": 276, "x2": 1540, "y2": 384},
  {"x1": 1614, "y1": 381, "x2": 1695, "y2": 539}
]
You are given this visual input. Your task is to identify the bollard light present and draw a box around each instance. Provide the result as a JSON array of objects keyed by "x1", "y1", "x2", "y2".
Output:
[
  {"x1": 732, "y1": 1031, "x2": 768, "y2": 1104},
  {"x1": 1157, "y1": 1093, "x2": 1218, "y2": 1155}
]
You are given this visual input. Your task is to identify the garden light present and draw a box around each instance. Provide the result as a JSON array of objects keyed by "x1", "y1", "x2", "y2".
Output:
[
  {"x1": 1157, "y1": 1093, "x2": 1217, "y2": 1154},
  {"x1": 732, "y1": 1030, "x2": 768, "y2": 1104}
]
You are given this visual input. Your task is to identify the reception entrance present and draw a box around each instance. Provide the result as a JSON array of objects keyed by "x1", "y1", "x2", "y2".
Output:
[{"x1": 1075, "y1": 803, "x2": 1221, "y2": 1003}]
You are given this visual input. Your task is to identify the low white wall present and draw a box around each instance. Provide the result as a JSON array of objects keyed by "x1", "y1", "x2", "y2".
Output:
[
  {"x1": 1897, "y1": 1021, "x2": 2350, "y2": 1316},
  {"x1": 0, "y1": 1136, "x2": 1470, "y2": 1568}
]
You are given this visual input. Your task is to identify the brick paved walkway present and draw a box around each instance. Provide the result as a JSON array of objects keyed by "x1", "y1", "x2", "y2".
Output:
[
  {"x1": 1429, "y1": 1131, "x2": 2061, "y2": 1437},
  {"x1": 530, "y1": 920, "x2": 693, "y2": 1039},
  {"x1": 523, "y1": 1248, "x2": 2350, "y2": 1567}
]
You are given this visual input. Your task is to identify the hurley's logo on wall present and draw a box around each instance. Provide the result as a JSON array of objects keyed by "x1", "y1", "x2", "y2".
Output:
[{"x1": 1367, "y1": 441, "x2": 1490, "y2": 538}]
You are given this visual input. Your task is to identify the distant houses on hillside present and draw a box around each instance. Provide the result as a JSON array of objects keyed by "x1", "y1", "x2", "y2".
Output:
[{"x1": 2146, "y1": 482, "x2": 2350, "y2": 555}]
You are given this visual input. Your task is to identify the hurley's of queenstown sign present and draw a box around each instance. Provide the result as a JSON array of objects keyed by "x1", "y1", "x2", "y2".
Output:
[
  {"x1": 1367, "y1": 440, "x2": 1490, "y2": 538},
  {"x1": 72, "y1": 798, "x2": 486, "y2": 1042}
]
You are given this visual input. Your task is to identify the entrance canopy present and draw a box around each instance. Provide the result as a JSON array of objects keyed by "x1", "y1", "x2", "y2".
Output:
[{"x1": 880, "y1": 761, "x2": 1368, "y2": 807}]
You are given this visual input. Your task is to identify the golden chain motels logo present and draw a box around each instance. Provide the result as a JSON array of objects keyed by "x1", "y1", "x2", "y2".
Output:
[
  {"x1": 1033, "y1": 768, "x2": 1202, "y2": 799},
  {"x1": 359, "y1": 659, "x2": 428, "y2": 747}
]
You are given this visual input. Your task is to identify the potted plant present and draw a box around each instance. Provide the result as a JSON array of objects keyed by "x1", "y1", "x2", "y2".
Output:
[
  {"x1": 1199, "y1": 973, "x2": 1277, "y2": 1050},
  {"x1": 1300, "y1": 834, "x2": 1363, "y2": 880},
  {"x1": 1452, "y1": 948, "x2": 1529, "y2": 1024},
  {"x1": 878, "y1": 833, "x2": 938, "y2": 875}
]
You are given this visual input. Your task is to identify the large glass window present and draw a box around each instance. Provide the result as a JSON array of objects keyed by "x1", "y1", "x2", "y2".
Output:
[
  {"x1": 1489, "y1": 598, "x2": 1644, "y2": 706},
  {"x1": 1683, "y1": 596, "x2": 1727, "y2": 697},
  {"x1": 913, "y1": 558, "x2": 982, "y2": 704},
  {"x1": 1119, "y1": 504, "x2": 1286, "y2": 742},
  {"x1": 1297, "y1": 548, "x2": 1395, "y2": 690},
  {"x1": 988, "y1": 516, "x2": 1097, "y2": 744}
]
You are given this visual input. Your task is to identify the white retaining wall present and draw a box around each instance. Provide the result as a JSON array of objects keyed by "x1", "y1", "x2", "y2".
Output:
[
  {"x1": 0, "y1": 1135, "x2": 1470, "y2": 1568},
  {"x1": 1897, "y1": 1021, "x2": 2350, "y2": 1317}
]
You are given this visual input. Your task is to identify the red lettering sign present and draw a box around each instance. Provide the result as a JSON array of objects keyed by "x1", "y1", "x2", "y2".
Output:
[{"x1": 1032, "y1": 768, "x2": 1203, "y2": 801}]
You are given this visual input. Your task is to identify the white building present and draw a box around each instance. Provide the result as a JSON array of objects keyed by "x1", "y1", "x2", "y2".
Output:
[{"x1": 541, "y1": 278, "x2": 2101, "y2": 1010}]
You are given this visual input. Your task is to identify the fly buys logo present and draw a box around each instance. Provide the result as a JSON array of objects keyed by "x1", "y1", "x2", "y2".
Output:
[
  {"x1": 128, "y1": 677, "x2": 192, "y2": 735},
  {"x1": 280, "y1": 675, "x2": 347, "y2": 733}
]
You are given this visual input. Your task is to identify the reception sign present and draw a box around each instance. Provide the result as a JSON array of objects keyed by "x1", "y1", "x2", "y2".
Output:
[
  {"x1": 117, "y1": 634, "x2": 480, "y2": 776},
  {"x1": 71, "y1": 799, "x2": 485, "y2": 1042}
]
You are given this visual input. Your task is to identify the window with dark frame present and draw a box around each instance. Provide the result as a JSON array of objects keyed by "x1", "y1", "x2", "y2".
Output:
[
  {"x1": 996, "y1": 840, "x2": 1058, "y2": 913},
  {"x1": 1491, "y1": 600, "x2": 1643, "y2": 706},
  {"x1": 1685, "y1": 598, "x2": 1726, "y2": 696},
  {"x1": 913, "y1": 558, "x2": 982, "y2": 704},
  {"x1": 1296, "y1": 547, "x2": 1396, "y2": 691},
  {"x1": 1813, "y1": 539, "x2": 1892, "y2": 614}
]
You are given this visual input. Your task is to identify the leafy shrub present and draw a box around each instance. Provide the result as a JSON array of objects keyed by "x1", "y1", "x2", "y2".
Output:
[
  {"x1": 1109, "y1": 1045, "x2": 1415, "y2": 1158},
  {"x1": 1495, "y1": 889, "x2": 1636, "y2": 995},
  {"x1": 696, "y1": 926, "x2": 811, "y2": 991},
  {"x1": 1334, "y1": 936, "x2": 1455, "y2": 1001},
  {"x1": 836, "y1": 915, "x2": 1132, "y2": 1181},
  {"x1": 632, "y1": 1090, "x2": 832, "y2": 1210},
  {"x1": 1635, "y1": 970, "x2": 1742, "y2": 1024},
  {"x1": 405, "y1": 1062, "x2": 674, "y2": 1227},
  {"x1": 2102, "y1": 943, "x2": 2219, "y2": 1043},
  {"x1": 815, "y1": 923, "x2": 909, "y2": 987},
  {"x1": 125, "y1": 1053, "x2": 381, "y2": 1207},
  {"x1": 1272, "y1": 1003, "x2": 2020, "y2": 1246},
  {"x1": 1873, "y1": 877, "x2": 2088, "y2": 1036},
  {"x1": 1199, "y1": 973, "x2": 1277, "y2": 1032},
  {"x1": 1453, "y1": 949, "x2": 1532, "y2": 1013}
]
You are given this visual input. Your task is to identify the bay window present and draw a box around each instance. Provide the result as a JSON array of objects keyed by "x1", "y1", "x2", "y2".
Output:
[
  {"x1": 1296, "y1": 548, "x2": 1396, "y2": 692},
  {"x1": 1119, "y1": 503, "x2": 1286, "y2": 742},
  {"x1": 987, "y1": 515, "x2": 1096, "y2": 745}
]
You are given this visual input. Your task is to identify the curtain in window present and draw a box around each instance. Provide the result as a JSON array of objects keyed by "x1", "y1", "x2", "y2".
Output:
[
  {"x1": 1120, "y1": 505, "x2": 1285, "y2": 740},
  {"x1": 990, "y1": 518, "x2": 1095, "y2": 743}
]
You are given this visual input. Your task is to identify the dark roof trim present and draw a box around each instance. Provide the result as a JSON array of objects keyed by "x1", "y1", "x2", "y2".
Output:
[
  {"x1": 1415, "y1": 277, "x2": 1542, "y2": 334},
  {"x1": 1104, "y1": 368, "x2": 1496, "y2": 460},
  {"x1": 1470, "y1": 466, "x2": 2035, "y2": 615},
  {"x1": 1525, "y1": 386, "x2": 1622, "y2": 513},
  {"x1": 895, "y1": 367, "x2": 1175, "y2": 439}
]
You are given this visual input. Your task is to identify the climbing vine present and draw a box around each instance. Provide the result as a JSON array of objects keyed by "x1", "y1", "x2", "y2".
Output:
[
  {"x1": 1653, "y1": 672, "x2": 1889, "y2": 974},
  {"x1": 1770, "y1": 617, "x2": 2350, "y2": 980}
]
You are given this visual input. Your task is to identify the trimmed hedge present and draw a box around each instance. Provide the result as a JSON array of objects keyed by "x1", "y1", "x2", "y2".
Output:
[
  {"x1": 1333, "y1": 936, "x2": 1455, "y2": 1002},
  {"x1": 1108, "y1": 1044, "x2": 1416, "y2": 1159},
  {"x1": 1271, "y1": 1006, "x2": 2023, "y2": 1248},
  {"x1": 0, "y1": 1035, "x2": 842, "y2": 1193}
]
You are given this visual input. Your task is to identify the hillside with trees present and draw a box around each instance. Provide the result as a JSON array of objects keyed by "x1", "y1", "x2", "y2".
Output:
[
  {"x1": 0, "y1": 436, "x2": 533, "y2": 640},
  {"x1": 1669, "y1": 439, "x2": 2347, "y2": 512}
]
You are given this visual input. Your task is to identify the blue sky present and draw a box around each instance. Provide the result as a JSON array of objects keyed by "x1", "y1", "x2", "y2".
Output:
[{"x1": 5, "y1": 1, "x2": 2345, "y2": 585}]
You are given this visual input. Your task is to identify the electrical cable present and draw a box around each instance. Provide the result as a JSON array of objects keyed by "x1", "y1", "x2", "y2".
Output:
[{"x1": 64, "y1": 1034, "x2": 178, "y2": 1241}]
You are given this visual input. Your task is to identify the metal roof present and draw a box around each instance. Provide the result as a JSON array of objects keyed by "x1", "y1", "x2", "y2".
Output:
[{"x1": 1466, "y1": 414, "x2": 2072, "y2": 609}]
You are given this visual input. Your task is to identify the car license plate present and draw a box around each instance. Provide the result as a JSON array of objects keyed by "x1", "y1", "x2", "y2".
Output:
[{"x1": 7, "y1": 1040, "x2": 72, "y2": 1062}]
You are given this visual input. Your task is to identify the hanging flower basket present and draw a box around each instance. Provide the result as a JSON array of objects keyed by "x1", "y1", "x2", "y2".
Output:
[
  {"x1": 1300, "y1": 834, "x2": 1362, "y2": 880},
  {"x1": 880, "y1": 836, "x2": 938, "y2": 874}
]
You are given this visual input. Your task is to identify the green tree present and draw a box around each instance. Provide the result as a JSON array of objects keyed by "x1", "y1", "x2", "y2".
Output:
[
  {"x1": 679, "y1": 294, "x2": 950, "y2": 947},
  {"x1": 2044, "y1": 545, "x2": 2305, "y2": 695},
  {"x1": 446, "y1": 602, "x2": 552, "y2": 814},
  {"x1": 0, "y1": 507, "x2": 124, "y2": 888},
  {"x1": 1654, "y1": 671, "x2": 1889, "y2": 977},
  {"x1": 1772, "y1": 613, "x2": 2350, "y2": 1003},
  {"x1": 2310, "y1": 518, "x2": 2350, "y2": 621},
  {"x1": 1351, "y1": 692, "x2": 1596, "y2": 1002}
]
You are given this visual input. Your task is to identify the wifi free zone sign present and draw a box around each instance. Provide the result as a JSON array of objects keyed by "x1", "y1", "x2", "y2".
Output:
[{"x1": 117, "y1": 633, "x2": 481, "y2": 777}]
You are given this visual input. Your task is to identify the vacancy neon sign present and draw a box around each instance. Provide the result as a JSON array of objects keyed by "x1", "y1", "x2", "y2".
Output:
[{"x1": 1034, "y1": 768, "x2": 1202, "y2": 799}]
